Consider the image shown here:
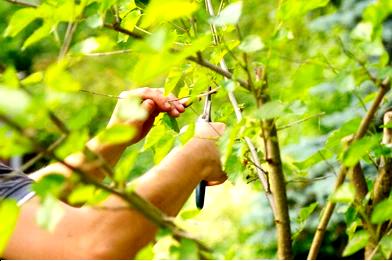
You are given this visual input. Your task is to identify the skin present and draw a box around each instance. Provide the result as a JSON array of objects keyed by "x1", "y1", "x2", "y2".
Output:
[{"x1": 4, "y1": 88, "x2": 226, "y2": 259}]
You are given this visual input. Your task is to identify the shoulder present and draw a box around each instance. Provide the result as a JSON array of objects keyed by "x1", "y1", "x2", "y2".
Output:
[{"x1": 0, "y1": 163, "x2": 35, "y2": 206}]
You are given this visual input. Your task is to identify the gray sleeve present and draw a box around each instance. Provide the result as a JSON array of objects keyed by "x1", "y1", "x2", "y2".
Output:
[{"x1": 0, "y1": 163, "x2": 35, "y2": 205}]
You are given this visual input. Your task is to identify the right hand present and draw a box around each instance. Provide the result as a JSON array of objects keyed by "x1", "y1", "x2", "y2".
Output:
[{"x1": 193, "y1": 122, "x2": 227, "y2": 186}]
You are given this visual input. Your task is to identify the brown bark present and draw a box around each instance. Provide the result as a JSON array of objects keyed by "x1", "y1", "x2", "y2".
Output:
[
  {"x1": 308, "y1": 82, "x2": 390, "y2": 259},
  {"x1": 257, "y1": 87, "x2": 292, "y2": 259},
  {"x1": 365, "y1": 111, "x2": 392, "y2": 259},
  {"x1": 373, "y1": 111, "x2": 392, "y2": 205}
]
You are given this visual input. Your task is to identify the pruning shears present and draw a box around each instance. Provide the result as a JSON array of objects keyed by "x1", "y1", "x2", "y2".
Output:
[{"x1": 195, "y1": 86, "x2": 213, "y2": 209}]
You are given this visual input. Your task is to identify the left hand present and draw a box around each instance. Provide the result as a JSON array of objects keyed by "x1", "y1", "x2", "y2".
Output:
[{"x1": 108, "y1": 88, "x2": 186, "y2": 144}]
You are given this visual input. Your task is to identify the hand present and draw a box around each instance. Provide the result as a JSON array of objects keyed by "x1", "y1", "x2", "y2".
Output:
[
  {"x1": 193, "y1": 121, "x2": 227, "y2": 186},
  {"x1": 108, "y1": 88, "x2": 186, "y2": 144}
]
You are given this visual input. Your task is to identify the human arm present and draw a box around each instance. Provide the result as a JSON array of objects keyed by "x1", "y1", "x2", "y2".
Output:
[
  {"x1": 30, "y1": 88, "x2": 186, "y2": 182},
  {"x1": 4, "y1": 122, "x2": 226, "y2": 259}
]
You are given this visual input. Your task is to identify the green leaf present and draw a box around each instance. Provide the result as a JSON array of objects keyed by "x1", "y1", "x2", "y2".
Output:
[
  {"x1": 68, "y1": 184, "x2": 96, "y2": 205},
  {"x1": 254, "y1": 100, "x2": 286, "y2": 120},
  {"x1": 1, "y1": 67, "x2": 19, "y2": 88},
  {"x1": 0, "y1": 200, "x2": 20, "y2": 256},
  {"x1": 351, "y1": 22, "x2": 373, "y2": 41},
  {"x1": 32, "y1": 174, "x2": 66, "y2": 198},
  {"x1": 343, "y1": 230, "x2": 369, "y2": 256},
  {"x1": 4, "y1": 8, "x2": 37, "y2": 37},
  {"x1": 238, "y1": 35, "x2": 264, "y2": 53},
  {"x1": 0, "y1": 87, "x2": 31, "y2": 115},
  {"x1": 144, "y1": 125, "x2": 166, "y2": 150},
  {"x1": 85, "y1": 14, "x2": 103, "y2": 28},
  {"x1": 342, "y1": 135, "x2": 379, "y2": 167},
  {"x1": 162, "y1": 114, "x2": 180, "y2": 133},
  {"x1": 97, "y1": 125, "x2": 136, "y2": 145},
  {"x1": 99, "y1": 0, "x2": 117, "y2": 15},
  {"x1": 115, "y1": 149, "x2": 139, "y2": 183},
  {"x1": 22, "y1": 22, "x2": 54, "y2": 50},
  {"x1": 154, "y1": 134, "x2": 175, "y2": 163},
  {"x1": 135, "y1": 242, "x2": 154, "y2": 260},
  {"x1": 380, "y1": 234, "x2": 392, "y2": 259},
  {"x1": 21, "y1": 72, "x2": 44, "y2": 85},
  {"x1": 178, "y1": 238, "x2": 199, "y2": 260},
  {"x1": 36, "y1": 195, "x2": 65, "y2": 232},
  {"x1": 179, "y1": 123, "x2": 195, "y2": 145},
  {"x1": 180, "y1": 209, "x2": 200, "y2": 220},
  {"x1": 220, "y1": 122, "x2": 242, "y2": 172},
  {"x1": 279, "y1": 0, "x2": 329, "y2": 21},
  {"x1": 211, "y1": 1, "x2": 242, "y2": 26},
  {"x1": 331, "y1": 183, "x2": 355, "y2": 204},
  {"x1": 141, "y1": 0, "x2": 199, "y2": 27},
  {"x1": 297, "y1": 202, "x2": 318, "y2": 223},
  {"x1": 44, "y1": 61, "x2": 81, "y2": 92},
  {"x1": 121, "y1": 10, "x2": 141, "y2": 31},
  {"x1": 371, "y1": 198, "x2": 392, "y2": 224},
  {"x1": 56, "y1": 129, "x2": 89, "y2": 158}
]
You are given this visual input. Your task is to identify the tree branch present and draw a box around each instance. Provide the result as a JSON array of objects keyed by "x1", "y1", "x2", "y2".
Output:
[
  {"x1": 0, "y1": 112, "x2": 211, "y2": 253},
  {"x1": 307, "y1": 79, "x2": 391, "y2": 260},
  {"x1": 373, "y1": 110, "x2": 392, "y2": 205}
]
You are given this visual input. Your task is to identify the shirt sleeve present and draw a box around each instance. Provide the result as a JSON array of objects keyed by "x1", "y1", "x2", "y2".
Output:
[{"x1": 0, "y1": 163, "x2": 35, "y2": 206}]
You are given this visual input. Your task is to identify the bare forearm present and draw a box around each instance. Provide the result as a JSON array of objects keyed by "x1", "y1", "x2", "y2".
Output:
[{"x1": 91, "y1": 139, "x2": 216, "y2": 258}]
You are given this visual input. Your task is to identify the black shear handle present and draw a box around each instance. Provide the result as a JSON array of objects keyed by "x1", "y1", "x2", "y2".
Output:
[{"x1": 196, "y1": 180, "x2": 207, "y2": 209}]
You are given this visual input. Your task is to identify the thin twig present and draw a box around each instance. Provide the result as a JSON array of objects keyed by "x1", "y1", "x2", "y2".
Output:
[
  {"x1": 277, "y1": 112, "x2": 325, "y2": 130},
  {"x1": 5, "y1": 0, "x2": 36, "y2": 7},
  {"x1": 77, "y1": 49, "x2": 133, "y2": 57},
  {"x1": 0, "y1": 112, "x2": 211, "y2": 253}
]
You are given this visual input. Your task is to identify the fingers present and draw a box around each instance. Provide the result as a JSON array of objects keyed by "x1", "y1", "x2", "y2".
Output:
[
  {"x1": 121, "y1": 88, "x2": 185, "y2": 118},
  {"x1": 206, "y1": 175, "x2": 227, "y2": 186}
]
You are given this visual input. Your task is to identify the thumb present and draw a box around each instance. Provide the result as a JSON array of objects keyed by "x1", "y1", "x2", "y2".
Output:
[{"x1": 141, "y1": 99, "x2": 157, "y2": 116}]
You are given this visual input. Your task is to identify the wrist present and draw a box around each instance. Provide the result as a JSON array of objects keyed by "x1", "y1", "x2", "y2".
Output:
[
  {"x1": 185, "y1": 138, "x2": 220, "y2": 180},
  {"x1": 86, "y1": 137, "x2": 128, "y2": 167}
]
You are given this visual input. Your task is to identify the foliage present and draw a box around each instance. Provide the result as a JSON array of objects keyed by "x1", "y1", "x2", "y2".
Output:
[{"x1": 0, "y1": 0, "x2": 392, "y2": 259}]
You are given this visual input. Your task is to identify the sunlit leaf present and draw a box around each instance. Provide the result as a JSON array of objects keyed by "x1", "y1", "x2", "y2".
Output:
[
  {"x1": 380, "y1": 234, "x2": 392, "y2": 259},
  {"x1": 331, "y1": 183, "x2": 355, "y2": 204},
  {"x1": 36, "y1": 195, "x2": 65, "y2": 232},
  {"x1": 4, "y1": 8, "x2": 37, "y2": 37},
  {"x1": 21, "y1": 72, "x2": 43, "y2": 85},
  {"x1": 135, "y1": 242, "x2": 154, "y2": 260},
  {"x1": 178, "y1": 238, "x2": 199, "y2": 260},
  {"x1": 342, "y1": 135, "x2": 379, "y2": 167},
  {"x1": 0, "y1": 200, "x2": 20, "y2": 256},
  {"x1": 68, "y1": 184, "x2": 96, "y2": 205},
  {"x1": 211, "y1": 1, "x2": 242, "y2": 26},
  {"x1": 44, "y1": 61, "x2": 81, "y2": 92},
  {"x1": 180, "y1": 209, "x2": 200, "y2": 220},
  {"x1": 0, "y1": 87, "x2": 31, "y2": 115},
  {"x1": 121, "y1": 10, "x2": 141, "y2": 31},
  {"x1": 279, "y1": 0, "x2": 329, "y2": 21},
  {"x1": 97, "y1": 124, "x2": 136, "y2": 145},
  {"x1": 238, "y1": 35, "x2": 264, "y2": 53},
  {"x1": 371, "y1": 198, "x2": 392, "y2": 224},
  {"x1": 1, "y1": 67, "x2": 19, "y2": 88},
  {"x1": 22, "y1": 22, "x2": 54, "y2": 50},
  {"x1": 342, "y1": 230, "x2": 369, "y2": 256},
  {"x1": 141, "y1": 0, "x2": 199, "y2": 27},
  {"x1": 32, "y1": 174, "x2": 66, "y2": 198},
  {"x1": 55, "y1": 129, "x2": 89, "y2": 158},
  {"x1": 254, "y1": 101, "x2": 286, "y2": 120}
]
